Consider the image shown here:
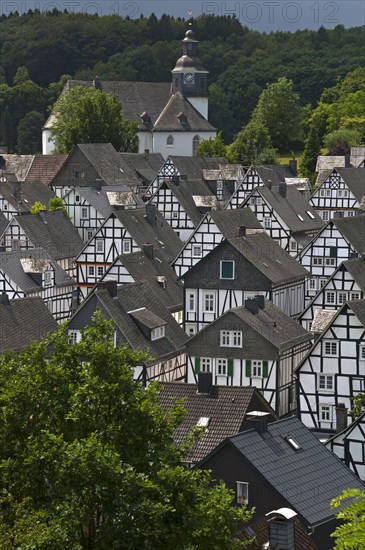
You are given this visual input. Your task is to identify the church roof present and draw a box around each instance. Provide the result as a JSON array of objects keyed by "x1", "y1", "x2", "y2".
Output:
[{"x1": 153, "y1": 92, "x2": 216, "y2": 132}]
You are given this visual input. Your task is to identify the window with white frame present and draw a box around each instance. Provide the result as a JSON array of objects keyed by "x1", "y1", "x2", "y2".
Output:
[
  {"x1": 88, "y1": 266, "x2": 95, "y2": 277},
  {"x1": 318, "y1": 374, "x2": 334, "y2": 392},
  {"x1": 263, "y1": 216, "x2": 271, "y2": 229},
  {"x1": 307, "y1": 278, "x2": 317, "y2": 291},
  {"x1": 337, "y1": 189, "x2": 348, "y2": 198},
  {"x1": 97, "y1": 266, "x2": 104, "y2": 277},
  {"x1": 324, "y1": 340, "x2": 338, "y2": 356},
  {"x1": 185, "y1": 324, "x2": 196, "y2": 337},
  {"x1": 360, "y1": 345, "x2": 365, "y2": 361},
  {"x1": 353, "y1": 378, "x2": 365, "y2": 392},
  {"x1": 289, "y1": 240, "x2": 297, "y2": 252},
  {"x1": 151, "y1": 325, "x2": 165, "y2": 341},
  {"x1": 325, "y1": 258, "x2": 336, "y2": 266},
  {"x1": 201, "y1": 357, "x2": 212, "y2": 372},
  {"x1": 81, "y1": 206, "x2": 89, "y2": 219},
  {"x1": 192, "y1": 244, "x2": 202, "y2": 258},
  {"x1": 319, "y1": 404, "x2": 332, "y2": 423},
  {"x1": 187, "y1": 292, "x2": 196, "y2": 312},
  {"x1": 75, "y1": 194, "x2": 80, "y2": 202},
  {"x1": 192, "y1": 135, "x2": 201, "y2": 154},
  {"x1": 217, "y1": 358, "x2": 228, "y2": 375},
  {"x1": 68, "y1": 330, "x2": 81, "y2": 344},
  {"x1": 326, "y1": 291, "x2": 336, "y2": 304},
  {"x1": 322, "y1": 211, "x2": 330, "y2": 221},
  {"x1": 220, "y1": 260, "x2": 235, "y2": 279},
  {"x1": 338, "y1": 292, "x2": 347, "y2": 305},
  {"x1": 236, "y1": 482, "x2": 249, "y2": 505},
  {"x1": 203, "y1": 292, "x2": 215, "y2": 313},
  {"x1": 123, "y1": 240, "x2": 131, "y2": 254},
  {"x1": 313, "y1": 257, "x2": 323, "y2": 266},
  {"x1": 43, "y1": 271, "x2": 52, "y2": 286},
  {"x1": 220, "y1": 330, "x2": 242, "y2": 348},
  {"x1": 319, "y1": 278, "x2": 327, "y2": 289},
  {"x1": 86, "y1": 230, "x2": 94, "y2": 241},
  {"x1": 350, "y1": 292, "x2": 360, "y2": 300},
  {"x1": 252, "y1": 360, "x2": 263, "y2": 377},
  {"x1": 96, "y1": 239, "x2": 104, "y2": 253},
  {"x1": 320, "y1": 189, "x2": 326, "y2": 197}
]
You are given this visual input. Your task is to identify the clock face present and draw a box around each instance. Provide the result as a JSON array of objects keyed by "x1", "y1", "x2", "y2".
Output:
[{"x1": 184, "y1": 72, "x2": 195, "y2": 86}]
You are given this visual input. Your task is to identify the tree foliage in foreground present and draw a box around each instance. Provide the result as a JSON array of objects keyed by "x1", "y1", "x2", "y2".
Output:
[
  {"x1": 50, "y1": 86, "x2": 138, "y2": 154},
  {"x1": 331, "y1": 489, "x2": 365, "y2": 549},
  {"x1": 0, "y1": 312, "x2": 252, "y2": 549}
]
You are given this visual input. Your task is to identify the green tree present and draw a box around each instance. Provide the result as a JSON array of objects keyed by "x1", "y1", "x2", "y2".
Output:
[
  {"x1": 251, "y1": 77, "x2": 304, "y2": 151},
  {"x1": 0, "y1": 313, "x2": 252, "y2": 549},
  {"x1": 50, "y1": 86, "x2": 138, "y2": 154},
  {"x1": 194, "y1": 131, "x2": 227, "y2": 158},
  {"x1": 30, "y1": 201, "x2": 47, "y2": 213},
  {"x1": 228, "y1": 119, "x2": 274, "y2": 166},
  {"x1": 330, "y1": 489, "x2": 365, "y2": 549},
  {"x1": 351, "y1": 393, "x2": 365, "y2": 419},
  {"x1": 16, "y1": 110, "x2": 44, "y2": 153},
  {"x1": 13, "y1": 66, "x2": 30, "y2": 84},
  {"x1": 48, "y1": 196, "x2": 66, "y2": 212}
]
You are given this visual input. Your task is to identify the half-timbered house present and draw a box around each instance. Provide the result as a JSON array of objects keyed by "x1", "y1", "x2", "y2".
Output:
[
  {"x1": 49, "y1": 143, "x2": 141, "y2": 197},
  {"x1": 238, "y1": 183, "x2": 324, "y2": 256},
  {"x1": 76, "y1": 204, "x2": 183, "y2": 299},
  {"x1": 185, "y1": 298, "x2": 312, "y2": 416},
  {"x1": 325, "y1": 410, "x2": 365, "y2": 482},
  {"x1": 63, "y1": 183, "x2": 144, "y2": 242},
  {"x1": 0, "y1": 248, "x2": 76, "y2": 321},
  {"x1": 309, "y1": 167, "x2": 365, "y2": 220},
  {"x1": 296, "y1": 214, "x2": 365, "y2": 304},
  {"x1": 118, "y1": 152, "x2": 164, "y2": 192},
  {"x1": 202, "y1": 164, "x2": 245, "y2": 206},
  {"x1": 0, "y1": 176, "x2": 54, "y2": 220},
  {"x1": 196, "y1": 415, "x2": 365, "y2": 550},
  {"x1": 296, "y1": 300, "x2": 365, "y2": 434},
  {"x1": 0, "y1": 210, "x2": 85, "y2": 277},
  {"x1": 148, "y1": 176, "x2": 217, "y2": 241},
  {"x1": 182, "y1": 230, "x2": 309, "y2": 335},
  {"x1": 0, "y1": 294, "x2": 58, "y2": 352},
  {"x1": 172, "y1": 208, "x2": 261, "y2": 278},
  {"x1": 67, "y1": 280, "x2": 187, "y2": 383},
  {"x1": 299, "y1": 257, "x2": 365, "y2": 331}
]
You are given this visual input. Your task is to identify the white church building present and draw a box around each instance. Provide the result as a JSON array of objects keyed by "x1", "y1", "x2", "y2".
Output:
[{"x1": 42, "y1": 27, "x2": 217, "y2": 158}]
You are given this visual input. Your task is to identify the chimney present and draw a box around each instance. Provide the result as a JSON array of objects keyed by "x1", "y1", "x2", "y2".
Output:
[
  {"x1": 266, "y1": 509, "x2": 297, "y2": 550},
  {"x1": 157, "y1": 275, "x2": 166, "y2": 289},
  {"x1": 93, "y1": 76, "x2": 101, "y2": 89},
  {"x1": 143, "y1": 243, "x2": 154, "y2": 259},
  {"x1": 197, "y1": 371, "x2": 213, "y2": 395},
  {"x1": 145, "y1": 203, "x2": 156, "y2": 225},
  {"x1": 0, "y1": 291, "x2": 10, "y2": 305},
  {"x1": 255, "y1": 294, "x2": 265, "y2": 310},
  {"x1": 246, "y1": 411, "x2": 270, "y2": 434},
  {"x1": 238, "y1": 225, "x2": 246, "y2": 237},
  {"x1": 12, "y1": 181, "x2": 22, "y2": 202},
  {"x1": 279, "y1": 182, "x2": 287, "y2": 198},
  {"x1": 345, "y1": 153, "x2": 350, "y2": 168},
  {"x1": 97, "y1": 280, "x2": 117, "y2": 297},
  {"x1": 336, "y1": 403, "x2": 348, "y2": 433},
  {"x1": 171, "y1": 174, "x2": 180, "y2": 186},
  {"x1": 245, "y1": 298, "x2": 259, "y2": 315},
  {"x1": 92, "y1": 179, "x2": 102, "y2": 192},
  {"x1": 289, "y1": 159, "x2": 297, "y2": 176},
  {"x1": 266, "y1": 180, "x2": 272, "y2": 190}
]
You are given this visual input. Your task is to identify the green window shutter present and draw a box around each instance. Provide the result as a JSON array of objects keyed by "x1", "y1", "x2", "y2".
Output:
[
  {"x1": 330, "y1": 246, "x2": 337, "y2": 258},
  {"x1": 263, "y1": 361, "x2": 269, "y2": 378},
  {"x1": 194, "y1": 357, "x2": 201, "y2": 374},
  {"x1": 245, "y1": 360, "x2": 252, "y2": 378},
  {"x1": 227, "y1": 358, "x2": 234, "y2": 377}
]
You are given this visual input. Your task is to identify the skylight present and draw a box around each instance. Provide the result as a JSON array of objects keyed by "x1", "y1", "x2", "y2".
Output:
[
  {"x1": 197, "y1": 417, "x2": 210, "y2": 428},
  {"x1": 307, "y1": 210, "x2": 315, "y2": 219},
  {"x1": 297, "y1": 215, "x2": 304, "y2": 222},
  {"x1": 285, "y1": 436, "x2": 301, "y2": 451}
]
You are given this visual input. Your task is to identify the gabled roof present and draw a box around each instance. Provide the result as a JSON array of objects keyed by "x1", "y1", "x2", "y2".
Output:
[
  {"x1": 119, "y1": 152, "x2": 164, "y2": 184},
  {"x1": 110, "y1": 248, "x2": 183, "y2": 311},
  {"x1": 168, "y1": 155, "x2": 227, "y2": 180},
  {"x1": 64, "y1": 184, "x2": 144, "y2": 218},
  {"x1": 158, "y1": 383, "x2": 277, "y2": 463},
  {"x1": 0, "y1": 211, "x2": 8, "y2": 237},
  {"x1": 0, "y1": 248, "x2": 75, "y2": 292},
  {"x1": 255, "y1": 164, "x2": 296, "y2": 184},
  {"x1": 153, "y1": 92, "x2": 216, "y2": 132},
  {"x1": 256, "y1": 185, "x2": 324, "y2": 233},
  {"x1": 315, "y1": 156, "x2": 346, "y2": 172},
  {"x1": 24, "y1": 155, "x2": 67, "y2": 185},
  {"x1": 336, "y1": 167, "x2": 365, "y2": 202},
  {"x1": 1, "y1": 154, "x2": 34, "y2": 180},
  {"x1": 199, "y1": 416, "x2": 364, "y2": 528},
  {"x1": 210, "y1": 208, "x2": 262, "y2": 236},
  {"x1": 13, "y1": 211, "x2": 84, "y2": 260},
  {"x1": 345, "y1": 257, "x2": 365, "y2": 291},
  {"x1": 0, "y1": 296, "x2": 58, "y2": 352},
  {"x1": 0, "y1": 179, "x2": 54, "y2": 213},
  {"x1": 333, "y1": 214, "x2": 365, "y2": 253},
  {"x1": 347, "y1": 298, "x2": 365, "y2": 326},
  {"x1": 227, "y1": 233, "x2": 309, "y2": 284},
  {"x1": 325, "y1": 410, "x2": 365, "y2": 448}
]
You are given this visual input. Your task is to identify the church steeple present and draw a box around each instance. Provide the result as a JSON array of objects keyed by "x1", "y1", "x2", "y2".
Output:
[{"x1": 171, "y1": 25, "x2": 208, "y2": 107}]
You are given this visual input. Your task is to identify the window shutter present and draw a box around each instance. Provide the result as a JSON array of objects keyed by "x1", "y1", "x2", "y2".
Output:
[
  {"x1": 227, "y1": 358, "x2": 234, "y2": 377},
  {"x1": 245, "y1": 360, "x2": 252, "y2": 378},
  {"x1": 330, "y1": 246, "x2": 337, "y2": 258},
  {"x1": 263, "y1": 361, "x2": 269, "y2": 378},
  {"x1": 194, "y1": 357, "x2": 201, "y2": 374}
]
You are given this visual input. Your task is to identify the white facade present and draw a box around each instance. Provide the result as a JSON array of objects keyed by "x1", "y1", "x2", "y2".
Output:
[{"x1": 152, "y1": 130, "x2": 215, "y2": 159}]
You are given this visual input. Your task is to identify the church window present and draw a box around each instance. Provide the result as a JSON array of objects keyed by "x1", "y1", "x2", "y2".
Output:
[
  {"x1": 192, "y1": 135, "x2": 201, "y2": 154},
  {"x1": 167, "y1": 135, "x2": 174, "y2": 146}
]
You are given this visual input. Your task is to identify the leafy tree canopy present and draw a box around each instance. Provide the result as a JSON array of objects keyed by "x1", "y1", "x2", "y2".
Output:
[
  {"x1": 0, "y1": 312, "x2": 252, "y2": 549},
  {"x1": 194, "y1": 131, "x2": 227, "y2": 158},
  {"x1": 351, "y1": 393, "x2": 365, "y2": 419},
  {"x1": 228, "y1": 119, "x2": 276, "y2": 166},
  {"x1": 16, "y1": 110, "x2": 44, "y2": 153},
  {"x1": 50, "y1": 86, "x2": 138, "y2": 154},
  {"x1": 331, "y1": 489, "x2": 365, "y2": 549}
]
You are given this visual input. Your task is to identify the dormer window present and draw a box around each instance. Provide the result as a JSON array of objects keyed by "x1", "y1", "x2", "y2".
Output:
[
  {"x1": 166, "y1": 135, "x2": 174, "y2": 146},
  {"x1": 43, "y1": 271, "x2": 53, "y2": 287},
  {"x1": 151, "y1": 325, "x2": 165, "y2": 341}
]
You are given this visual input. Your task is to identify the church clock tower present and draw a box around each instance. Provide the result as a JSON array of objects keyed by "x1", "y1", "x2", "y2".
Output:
[{"x1": 171, "y1": 26, "x2": 209, "y2": 119}]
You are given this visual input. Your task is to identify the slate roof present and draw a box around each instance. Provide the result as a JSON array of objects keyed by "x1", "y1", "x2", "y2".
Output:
[
  {"x1": 0, "y1": 296, "x2": 58, "y2": 352},
  {"x1": 153, "y1": 92, "x2": 216, "y2": 132},
  {"x1": 110, "y1": 248, "x2": 183, "y2": 311},
  {"x1": 64, "y1": 185, "x2": 144, "y2": 219},
  {"x1": 210, "y1": 208, "x2": 262, "y2": 236},
  {"x1": 228, "y1": 233, "x2": 309, "y2": 284},
  {"x1": 0, "y1": 179, "x2": 54, "y2": 213},
  {"x1": 168, "y1": 155, "x2": 227, "y2": 180},
  {"x1": 13, "y1": 211, "x2": 85, "y2": 260},
  {"x1": 119, "y1": 152, "x2": 164, "y2": 184},
  {"x1": 254, "y1": 185, "x2": 324, "y2": 233},
  {"x1": 24, "y1": 155, "x2": 67, "y2": 185},
  {"x1": 158, "y1": 383, "x2": 277, "y2": 464},
  {"x1": 0, "y1": 212, "x2": 8, "y2": 237},
  {"x1": 333, "y1": 214, "x2": 365, "y2": 253},
  {"x1": 70, "y1": 280, "x2": 187, "y2": 362},
  {"x1": 255, "y1": 164, "x2": 296, "y2": 184},
  {"x1": 1, "y1": 154, "x2": 34, "y2": 181},
  {"x1": 0, "y1": 248, "x2": 75, "y2": 292},
  {"x1": 336, "y1": 167, "x2": 365, "y2": 202},
  {"x1": 345, "y1": 257, "x2": 365, "y2": 291},
  {"x1": 203, "y1": 416, "x2": 364, "y2": 528},
  {"x1": 347, "y1": 299, "x2": 365, "y2": 327}
]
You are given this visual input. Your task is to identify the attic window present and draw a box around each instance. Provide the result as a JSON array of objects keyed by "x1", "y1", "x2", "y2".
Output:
[
  {"x1": 197, "y1": 417, "x2": 210, "y2": 428},
  {"x1": 285, "y1": 436, "x2": 301, "y2": 451},
  {"x1": 297, "y1": 214, "x2": 304, "y2": 222},
  {"x1": 306, "y1": 210, "x2": 315, "y2": 219},
  {"x1": 151, "y1": 325, "x2": 165, "y2": 341}
]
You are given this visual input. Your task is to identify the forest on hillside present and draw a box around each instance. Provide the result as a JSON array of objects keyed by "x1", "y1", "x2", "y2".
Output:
[{"x1": 0, "y1": 11, "x2": 364, "y2": 153}]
